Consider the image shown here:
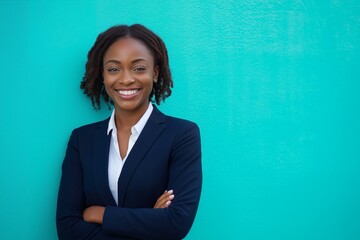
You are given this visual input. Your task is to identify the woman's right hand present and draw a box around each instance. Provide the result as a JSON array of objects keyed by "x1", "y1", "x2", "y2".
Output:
[{"x1": 153, "y1": 190, "x2": 175, "y2": 208}]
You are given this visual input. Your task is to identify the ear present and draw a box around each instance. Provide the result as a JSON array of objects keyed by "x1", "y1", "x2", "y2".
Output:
[{"x1": 153, "y1": 65, "x2": 159, "y2": 83}]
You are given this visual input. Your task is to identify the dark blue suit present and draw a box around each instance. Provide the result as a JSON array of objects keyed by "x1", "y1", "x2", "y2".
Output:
[{"x1": 56, "y1": 106, "x2": 202, "y2": 239}]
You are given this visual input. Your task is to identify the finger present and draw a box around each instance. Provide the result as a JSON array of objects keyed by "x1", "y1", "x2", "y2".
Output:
[
  {"x1": 156, "y1": 195, "x2": 168, "y2": 205},
  {"x1": 158, "y1": 190, "x2": 174, "y2": 202},
  {"x1": 154, "y1": 196, "x2": 168, "y2": 208},
  {"x1": 154, "y1": 190, "x2": 175, "y2": 208},
  {"x1": 165, "y1": 195, "x2": 175, "y2": 206}
]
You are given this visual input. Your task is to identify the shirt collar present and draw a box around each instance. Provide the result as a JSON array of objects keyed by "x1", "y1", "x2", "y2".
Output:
[{"x1": 107, "y1": 103, "x2": 154, "y2": 137}]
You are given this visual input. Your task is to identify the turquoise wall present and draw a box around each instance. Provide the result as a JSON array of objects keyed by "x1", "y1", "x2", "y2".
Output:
[{"x1": 1, "y1": 1, "x2": 359, "y2": 239}]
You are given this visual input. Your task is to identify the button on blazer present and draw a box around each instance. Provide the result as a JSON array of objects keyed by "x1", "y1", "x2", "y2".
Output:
[{"x1": 56, "y1": 106, "x2": 202, "y2": 240}]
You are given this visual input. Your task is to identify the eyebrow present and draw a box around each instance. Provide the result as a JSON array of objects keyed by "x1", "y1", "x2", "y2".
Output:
[{"x1": 104, "y1": 58, "x2": 149, "y2": 65}]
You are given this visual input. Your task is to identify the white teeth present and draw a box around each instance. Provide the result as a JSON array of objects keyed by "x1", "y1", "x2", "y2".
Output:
[{"x1": 118, "y1": 89, "x2": 139, "y2": 95}]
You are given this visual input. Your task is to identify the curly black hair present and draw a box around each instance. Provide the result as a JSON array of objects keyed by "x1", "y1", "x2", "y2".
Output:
[{"x1": 80, "y1": 24, "x2": 173, "y2": 109}]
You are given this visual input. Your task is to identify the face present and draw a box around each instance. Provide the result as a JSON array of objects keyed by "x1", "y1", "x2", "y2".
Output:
[{"x1": 102, "y1": 37, "x2": 158, "y2": 115}]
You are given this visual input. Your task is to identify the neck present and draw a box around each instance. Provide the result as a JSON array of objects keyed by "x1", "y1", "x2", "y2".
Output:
[{"x1": 114, "y1": 103, "x2": 149, "y2": 130}]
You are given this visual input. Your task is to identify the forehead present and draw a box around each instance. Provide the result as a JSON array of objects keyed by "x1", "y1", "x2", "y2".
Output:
[{"x1": 103, "y1": 37, "x2": 154, "y2": 62}]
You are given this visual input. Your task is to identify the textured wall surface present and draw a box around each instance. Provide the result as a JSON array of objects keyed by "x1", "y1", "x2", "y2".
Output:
[{"x1": 1, "y1": 1, "x2": 359, "y2": 239}]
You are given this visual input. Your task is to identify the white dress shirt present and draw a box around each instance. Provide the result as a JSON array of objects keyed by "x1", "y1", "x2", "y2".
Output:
[{"x1": 107, "y1": 103, "x2": 153, "y2": 205}]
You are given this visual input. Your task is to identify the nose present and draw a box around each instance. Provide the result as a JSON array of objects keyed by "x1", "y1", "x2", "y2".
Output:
[{"x1": 118, "y1": 69, "x2": 135, "y2": 84}]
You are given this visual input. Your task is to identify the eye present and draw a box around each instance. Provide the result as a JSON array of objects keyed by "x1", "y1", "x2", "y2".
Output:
[
  {"x1": 107, "y1": 67, "x2": 120, "y2": 73},
  {"x1": 133, "y1": 66, "x2": 146, "y2": 72}
]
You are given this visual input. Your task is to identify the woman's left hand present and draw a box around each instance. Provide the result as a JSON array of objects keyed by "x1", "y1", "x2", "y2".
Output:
[{"x1": 153, "y1": 190, "x2": 175, "y2": 208}]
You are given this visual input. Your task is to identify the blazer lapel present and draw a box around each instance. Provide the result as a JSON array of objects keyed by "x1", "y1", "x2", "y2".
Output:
[
  {"x1": 117, "y1": 106, "x2": 166, "y2": 207},
  {"x1": 92, "y1": 118, "x2": 117, "y2": 206}
]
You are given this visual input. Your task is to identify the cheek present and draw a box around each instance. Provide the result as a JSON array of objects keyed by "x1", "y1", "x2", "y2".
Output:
[
  {"x1": 103, "y1": 73, "x2": 116, "y2": 87},
  {"x1": 102, "y1": 78, "x2": 114, "y2": 96},
  {"x1": 146, "y1": 81, "x2": 154, "y2": 94},
  {"x1": 103, "y1": 85, "x2": 112, "y2": 99},
  {"x1": 102, "y1": 72, "x2": 112, "y2": 83}
]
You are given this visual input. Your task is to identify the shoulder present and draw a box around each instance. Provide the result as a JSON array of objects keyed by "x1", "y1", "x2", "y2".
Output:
[
  {"x1": 162, "y1": 115, "x2": 201, "y2": 145},
  {"x1": 71, "y1": 118, "x2": 110, "y2": 137},
  {"x1": 165, "y1": 115, "x2": 199, "y2": 131},
  {"x1": 162, "y1": 115, "x2": 201, "y2": 154},
  {"x1": 153, "y1": 106, "x2": 200, "y2": 133}
]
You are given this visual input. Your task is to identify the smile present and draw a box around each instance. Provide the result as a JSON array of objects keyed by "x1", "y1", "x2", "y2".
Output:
[{"x1": 117, "y1": 89, "x2": 140, "y2": 96}]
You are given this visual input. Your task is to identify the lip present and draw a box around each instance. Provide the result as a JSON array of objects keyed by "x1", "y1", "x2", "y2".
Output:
[{"x1": 115, "y1": 88, "x2": 141, "y2": 100}]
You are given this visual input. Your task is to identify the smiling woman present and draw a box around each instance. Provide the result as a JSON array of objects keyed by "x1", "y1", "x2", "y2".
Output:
[
  {"x1": 56, "y1": 24, "x2": 202, "y2": 240},
  {"x1": 102, "y1": 38, "x2": 157, "y2": 120}
]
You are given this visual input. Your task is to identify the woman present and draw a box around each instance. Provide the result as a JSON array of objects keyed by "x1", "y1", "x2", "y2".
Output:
[{"x1": 56, "y1": 24, "x2": 202, "y2": 239}]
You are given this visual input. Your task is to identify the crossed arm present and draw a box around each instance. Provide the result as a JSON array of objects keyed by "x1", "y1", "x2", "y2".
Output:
[{"x1": 82, "y1": 190, "x2": 175, "y2": 224}]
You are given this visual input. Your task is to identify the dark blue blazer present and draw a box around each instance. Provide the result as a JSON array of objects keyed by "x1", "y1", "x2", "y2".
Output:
[{"x1": 56, "y1": 106, "x2": 202, "y2": 240}]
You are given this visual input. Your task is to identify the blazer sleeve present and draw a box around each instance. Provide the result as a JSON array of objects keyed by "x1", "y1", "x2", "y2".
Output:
[
  {"x1": 102, "y1": 122, "x2": 202, "y2": 240},
  {"x1": 56, "y1": 130, "x2": 129, "y2": 240}
]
